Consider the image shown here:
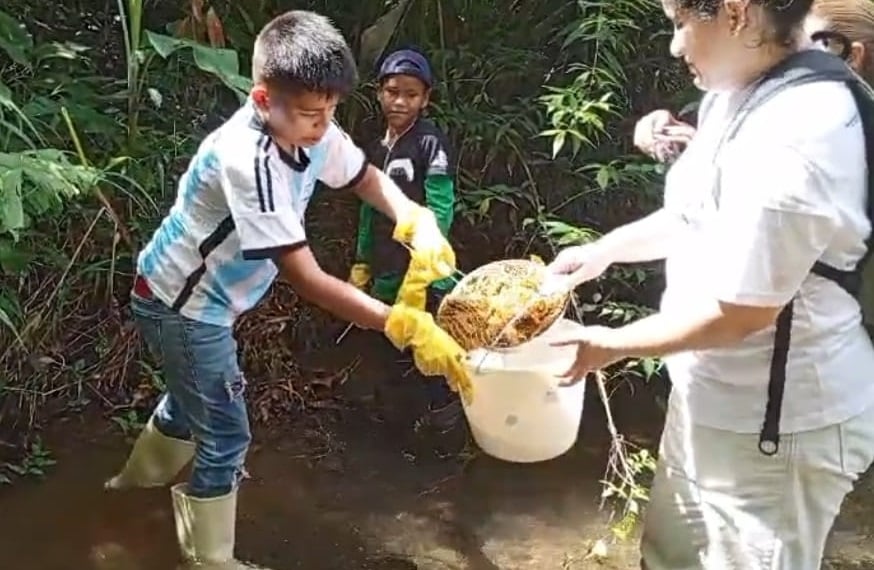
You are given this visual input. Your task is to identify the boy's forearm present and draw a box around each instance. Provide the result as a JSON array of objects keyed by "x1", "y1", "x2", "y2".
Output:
[
  {"x1": 274, "y1": 245, "x2": 389, "y2": 330},
  {"x1": 352, "y1": 165, "x2": 416, "y2": 224},
  {"x1": 296, "y1": 272, "x2": 390, "y2": 330}
]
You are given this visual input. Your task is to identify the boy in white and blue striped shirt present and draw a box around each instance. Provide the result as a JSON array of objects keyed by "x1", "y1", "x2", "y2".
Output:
[{"x1": 106, "y1": 10, "x2": 469, "y2": 568}]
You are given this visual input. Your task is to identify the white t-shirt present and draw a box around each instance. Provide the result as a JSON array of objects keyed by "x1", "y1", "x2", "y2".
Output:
[
  {"x1": 137, "y1": 103, "x2": 367, "y2": 326},
  {"x1": 661, "y1": 79, "x2": 874, "y2": 433}
]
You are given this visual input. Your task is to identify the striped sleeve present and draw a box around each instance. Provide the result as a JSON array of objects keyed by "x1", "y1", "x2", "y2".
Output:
[
  {"x1": 220, "y1": 133, "x2": 307, "y2": 260},
  {"x1": 317, "y1": 122, "x2": 368, "y2": 189}
]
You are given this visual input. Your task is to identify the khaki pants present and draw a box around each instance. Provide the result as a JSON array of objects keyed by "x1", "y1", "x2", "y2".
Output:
[{"x1": 640, "y1": 394, "x2": 874, "y2": 570}]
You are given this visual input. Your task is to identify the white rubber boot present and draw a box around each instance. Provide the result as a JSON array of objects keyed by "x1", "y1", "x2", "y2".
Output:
[
  {"x1": 171, "y1": 483, "x2": 266, "y2": 569},
  {"x1": 105, "y1": 417, "x2": 195, "y2": 489}
]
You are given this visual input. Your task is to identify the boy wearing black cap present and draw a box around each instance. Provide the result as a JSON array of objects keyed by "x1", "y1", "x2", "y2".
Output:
[{"x1": 348, "y1": 48, "x2": 461, "y2": 435}]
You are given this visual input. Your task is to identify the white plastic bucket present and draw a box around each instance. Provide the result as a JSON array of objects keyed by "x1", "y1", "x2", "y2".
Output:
[{"x1": 461, "y1": 318, "x2": 586, "y2": 463}]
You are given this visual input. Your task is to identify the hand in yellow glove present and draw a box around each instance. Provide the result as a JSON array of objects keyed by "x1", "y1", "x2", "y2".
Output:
[
  {"x1": 348, "y1": 263, "x2": 371, "y2": 290},
  {"x1": 393, "y1": 206, "x2": 455, "y2": 280},
  {"x1": 397, "y1": 249, "x2": 449, "y2": 311},
  {"x1": 384, "y1": 304, "x2": 472, "y2": 403}
]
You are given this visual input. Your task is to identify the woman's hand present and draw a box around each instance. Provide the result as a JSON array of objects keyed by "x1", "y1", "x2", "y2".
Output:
[
  {"x1": 550, "y1": 325, "x2": 624, "y2": 385},
  {"x1": 547, "y1": 243, "x2": 612, "y2": 290},
  {"x1": 634, "y1": 109, "x2": 696, "y2": 162}
]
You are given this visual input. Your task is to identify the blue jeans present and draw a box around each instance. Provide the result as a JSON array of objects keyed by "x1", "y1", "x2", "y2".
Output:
[{"x1": 131, "y1": 293, "x2": 251, "y2": 498}]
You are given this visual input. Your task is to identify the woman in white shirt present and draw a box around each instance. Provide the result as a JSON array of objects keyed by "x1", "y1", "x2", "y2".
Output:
[
  {"x1": 548, "y1": 1, "x2": 874, "y2": 568},
  {"x1": 634, "y1": 0, "x2": 874, "y2": 161}
]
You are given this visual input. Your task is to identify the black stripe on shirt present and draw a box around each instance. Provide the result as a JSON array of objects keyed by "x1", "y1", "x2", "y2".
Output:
[
  {"x1": 261, "y1": 137, "x2": 276, "y2": 212},
  {"x1": 171, "y1": 216, "x2": 236, "y2": 312},
  {"x1": 243, "y1": 240, "x2": 308, "y2": 261},
  {"x1": 275, "y1": 144, "x2": 309, "y2": 172},
  {"x1": 338, "y1": 159, "x2": 368, "y2": 190},
  {"x1": 254, "y1": 134, "x2": 267, "y2": 212}
]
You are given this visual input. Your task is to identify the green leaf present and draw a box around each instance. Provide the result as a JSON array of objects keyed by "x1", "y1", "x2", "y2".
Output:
[
  {"x1": 641, "y1": 357, "x2": 657, "y2": 379},
  {"x1": 143, "y1": 30, "x2": 179, "y2": 58},
  {"x1": 595, "y1": 166, "x2": 611, "y2": 190},
  {"x1": 31, "y1": 40, "x2": 89, "y2": 65},
  {"x1": 570, "y1": 135, "x2": 582, "y2": 158},
  {"x1": 144, "y1": 31, "x2": 252, "y2": 99},
  {"x1": 0, "y1": 10, "x2": 32, "y2": 66},
  {"x1": 0, "y1": 239, "x2": 30, "y2": 273},
  {"x1": 551, "y1": 131, "x2": 566, "y2": 159},
  {"x1": 0, "y1": 168, "x2": 24, "y2": 238},
  {"x1": 192, "y1": 45, "x2": 252, "y2": 94},
  {"x1": 0, "y1": 150, "x2": 97, "y2": 237},
  {"x1": 358, "y1": 0, "x2": 413, "y2": 69},
  {"x1": 0, "y1": 303, "x2": 22, "y2": 345}
]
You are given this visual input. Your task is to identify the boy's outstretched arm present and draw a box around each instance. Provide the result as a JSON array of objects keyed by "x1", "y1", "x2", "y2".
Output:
[
  {"x1": 351, "y1": 165, "x2": 416, "y2": 223},
  {"x1": 274, "y1": 244, "x2": 389, "y2": 330},
  {"x1": 272, "y1": 244, "x2": 470, "y2": 400},
  {"x1": 321, "y1": 125, "x2": 453, "y2": 275},
  {"x1": 219, "y1": 126, "x2": 470, "y2": 398},
  {"x1": 348, "y1": 156, "x2": 455, "y2": 279}
]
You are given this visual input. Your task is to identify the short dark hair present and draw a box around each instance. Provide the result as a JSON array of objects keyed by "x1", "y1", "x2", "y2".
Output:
[
  {"x1": 252, "y1": 10, "x2": 358, "y2": 97},
  {"x1": 672, "y1": 0, "x2": 814, "y2": 45}
]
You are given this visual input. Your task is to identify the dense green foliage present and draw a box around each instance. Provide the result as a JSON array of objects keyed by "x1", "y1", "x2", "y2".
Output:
[{"x1": 0, "y1": 0, "x2": 693, "y2": 451}]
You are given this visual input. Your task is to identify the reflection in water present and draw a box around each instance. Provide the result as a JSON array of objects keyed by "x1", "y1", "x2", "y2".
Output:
[{"x1": 90, "y1": 542, "x2": 141, "y2": 570}]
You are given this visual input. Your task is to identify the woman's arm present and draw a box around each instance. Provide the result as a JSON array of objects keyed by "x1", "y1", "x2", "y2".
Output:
[
  {"x1": 549, "y1": 208, "x2": 687, "y2": 288},
  {"x1": 596, "y1": 208, "x2": 687, "y2": 263}
]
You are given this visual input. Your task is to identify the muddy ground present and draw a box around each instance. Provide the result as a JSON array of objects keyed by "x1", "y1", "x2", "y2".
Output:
[{"x1": 1, "y1": 332, "x2": 873, "y2": 570}]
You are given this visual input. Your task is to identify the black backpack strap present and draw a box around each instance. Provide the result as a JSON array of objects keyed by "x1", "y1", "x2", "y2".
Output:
[
  {"x1": 716, "y1": 50, "x2": 857, "y2": 456},
  {"x1": 811, "y1": 261, "x2": 861, "y2": 296},
  {"x1": 760, "y1": 302, "x2": 794, "y2": 454}
]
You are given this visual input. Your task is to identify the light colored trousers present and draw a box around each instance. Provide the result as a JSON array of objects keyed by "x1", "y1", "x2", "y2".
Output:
[{"x1": 640, "y1": 393, "x2": 874, "y2": 570}]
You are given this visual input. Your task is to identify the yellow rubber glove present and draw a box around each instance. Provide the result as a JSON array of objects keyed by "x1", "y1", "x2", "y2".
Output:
[
  {"x1": 384, "y1": 304, "x2": 473, "y2": 403},
  {"x1": 348, "y1": 263, "x2": 371, "y2": 290},
  {"x1": 397, "y1": 249, "x2": 449, "y2": 311},
  {"x1": 393, "y1": 206, "x2": 456, "y2": 280}
]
